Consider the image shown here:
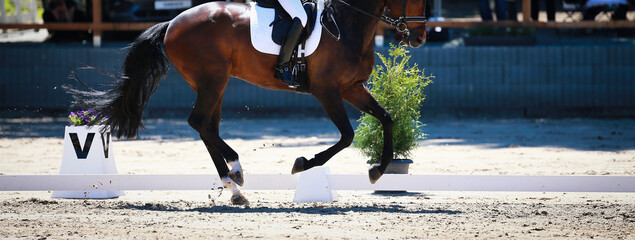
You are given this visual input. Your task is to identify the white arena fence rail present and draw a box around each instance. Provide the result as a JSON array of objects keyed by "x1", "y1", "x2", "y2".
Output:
[{"x1": 1, "y1": 174, "x2": 633, "y2": 193}]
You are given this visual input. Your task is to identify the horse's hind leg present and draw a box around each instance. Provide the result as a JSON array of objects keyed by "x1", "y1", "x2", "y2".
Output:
[
  {"x1": 343, "y1": 84, "x2": 394, "y2": 184},
  {"x1": 210, "y1": 98, "x2": 244, "y2": 187},
  {"x1": 188, "y1": 81, "x2": 248, "y2": 205},
  {"x1": 200, "y1": 137, "x2": 248, "y2": 205}
]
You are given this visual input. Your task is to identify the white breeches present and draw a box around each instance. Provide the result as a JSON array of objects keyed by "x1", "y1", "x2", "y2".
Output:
[{"x1": 279, "y1": 0, "x2": 308, "y2": 27}]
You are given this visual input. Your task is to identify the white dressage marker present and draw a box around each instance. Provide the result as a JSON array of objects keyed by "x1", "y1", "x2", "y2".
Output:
[
  {"x1": 294, "y1": 167, "x2": 338, "y2": 202},
  {"x1": 51, "y1": 126, "x2": 123, "y2": 199}
]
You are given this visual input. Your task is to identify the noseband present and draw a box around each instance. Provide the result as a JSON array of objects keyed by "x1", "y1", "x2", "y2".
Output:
[{"x1": 333, "y1": 0, "x2": 428, "y2": 37}]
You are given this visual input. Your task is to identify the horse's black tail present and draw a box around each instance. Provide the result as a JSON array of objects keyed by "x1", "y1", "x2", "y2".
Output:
[{"x1": 65, "y1": 21, "x2": 170, "y2": 139}]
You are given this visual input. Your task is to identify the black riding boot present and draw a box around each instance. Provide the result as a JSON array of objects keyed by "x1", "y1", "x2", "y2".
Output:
[{"x1": 275, "y1": 17, "x2": 304, "y2": 88}]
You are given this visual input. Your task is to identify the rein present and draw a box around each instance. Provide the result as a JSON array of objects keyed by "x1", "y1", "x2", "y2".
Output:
[{"x1": 332, "y1": 0, "x2": 427, "y2": 36}]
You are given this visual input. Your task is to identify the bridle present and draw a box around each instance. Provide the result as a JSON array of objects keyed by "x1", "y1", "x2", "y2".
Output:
[{"x1": 332, "y1": 0, "x2": 428, "y2": 37}]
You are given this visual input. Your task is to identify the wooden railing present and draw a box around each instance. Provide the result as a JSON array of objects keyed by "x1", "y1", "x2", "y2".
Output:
[
  {"x1": 0, "y1": 0, "x2": 158, "y2": 46},
  {"x1": 1, "y1": 0, "x2": 634, "y2": 46}
]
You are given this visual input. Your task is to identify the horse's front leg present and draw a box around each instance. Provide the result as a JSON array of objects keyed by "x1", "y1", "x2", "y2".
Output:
[
  {"x1": 343, "y1": 83, "x2": 394, "y2": 184},
  {"x1": 292, "y1": 88, "x2": 354, "y2": 174}
]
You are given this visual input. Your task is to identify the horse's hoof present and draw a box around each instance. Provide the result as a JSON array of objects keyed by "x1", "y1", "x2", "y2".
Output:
[
  {"x1": 369, "y1": 164, "x2": 383, "y2": 184},
  {"x1": 230, "y1": 194, "x2": 250, "y2": 206},
  {"x1": 228, "y1": 170, "x2": 244, "y2": 187},
  {"x1": 291, "y1": 157, "x2": 307, "y2": 174}
]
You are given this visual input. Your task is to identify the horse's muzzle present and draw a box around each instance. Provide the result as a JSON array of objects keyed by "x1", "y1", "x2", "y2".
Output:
[{"x1": 406, "y1": 33, "x2": 425, "y2": 48}]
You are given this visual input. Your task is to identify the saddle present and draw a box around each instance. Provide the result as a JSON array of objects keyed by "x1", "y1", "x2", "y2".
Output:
[
  {"x1": 255, "y1": 0, "x2": 318, "y2": 93},
  {"x1": 256, "y1": 0, "x2": 318, "y2": 45}
]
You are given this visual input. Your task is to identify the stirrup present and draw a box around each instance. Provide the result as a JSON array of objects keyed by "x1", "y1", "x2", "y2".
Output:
[{"x1": 275, "y1": 64, "x2": 300, "y2": 88}]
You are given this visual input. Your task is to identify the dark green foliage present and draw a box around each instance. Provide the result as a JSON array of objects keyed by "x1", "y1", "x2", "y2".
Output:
[{"x1": 354, "y1": 44, "x2": 433, "y2": 164}]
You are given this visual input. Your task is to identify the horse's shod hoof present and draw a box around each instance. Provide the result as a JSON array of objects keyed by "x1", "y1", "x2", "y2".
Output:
[
  {"x1": 368, "y1": 165, "x2": 383, "y2": 184},
  {"x1": 291, "y1": 157, "x2": 307, "y2": 174},
  {"x1": 228, "y1": 171, "x2": 244, "y2": 187},
  {"x1": 230, "y1": 194, "x2": 250, "y2": 206}
]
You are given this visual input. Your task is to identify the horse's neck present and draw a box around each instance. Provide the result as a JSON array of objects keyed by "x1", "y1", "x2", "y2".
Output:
[{"x1": 333, "y1": 0, "x2": 384, "y2": 48}]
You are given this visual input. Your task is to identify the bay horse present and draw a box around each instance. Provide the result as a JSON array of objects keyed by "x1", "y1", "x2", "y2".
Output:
[{"x1": 71, "y1": 0, "x2": 427, "y2": 205}]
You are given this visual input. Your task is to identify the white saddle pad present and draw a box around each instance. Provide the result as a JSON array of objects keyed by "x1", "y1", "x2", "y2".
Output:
[{"x1": 249, "y1": 0, "x2": 323, "y2": 56}]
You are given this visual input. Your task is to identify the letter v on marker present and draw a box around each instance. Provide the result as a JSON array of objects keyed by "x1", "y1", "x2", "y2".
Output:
[
  {"x1": 100, "y1": 132, "x2": 111, "y2": 158},
  {"x1": 69, "y1": 133, "x2": 95, "y2": 159}
]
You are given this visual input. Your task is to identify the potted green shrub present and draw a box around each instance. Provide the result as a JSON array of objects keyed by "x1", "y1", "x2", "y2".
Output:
[{"x1": 354, "y1": 44, "x2": 433, "y2": 174}]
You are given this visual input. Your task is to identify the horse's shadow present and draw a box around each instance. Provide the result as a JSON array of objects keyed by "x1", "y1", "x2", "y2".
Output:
[{"x1": 114, "y1": 202, "x2": 462, "y2": 215}]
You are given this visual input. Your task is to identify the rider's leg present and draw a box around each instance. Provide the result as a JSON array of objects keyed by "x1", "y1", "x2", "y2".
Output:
[
  {"x1": 275, "y1": 0, "x2": 307, "y2": 88},
  {"x1": 274, "y1": 17, "x2": 305, "y2": 88},
  {"x1": 279, "y1": 0, "x2": 308, "y2": 26}
]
